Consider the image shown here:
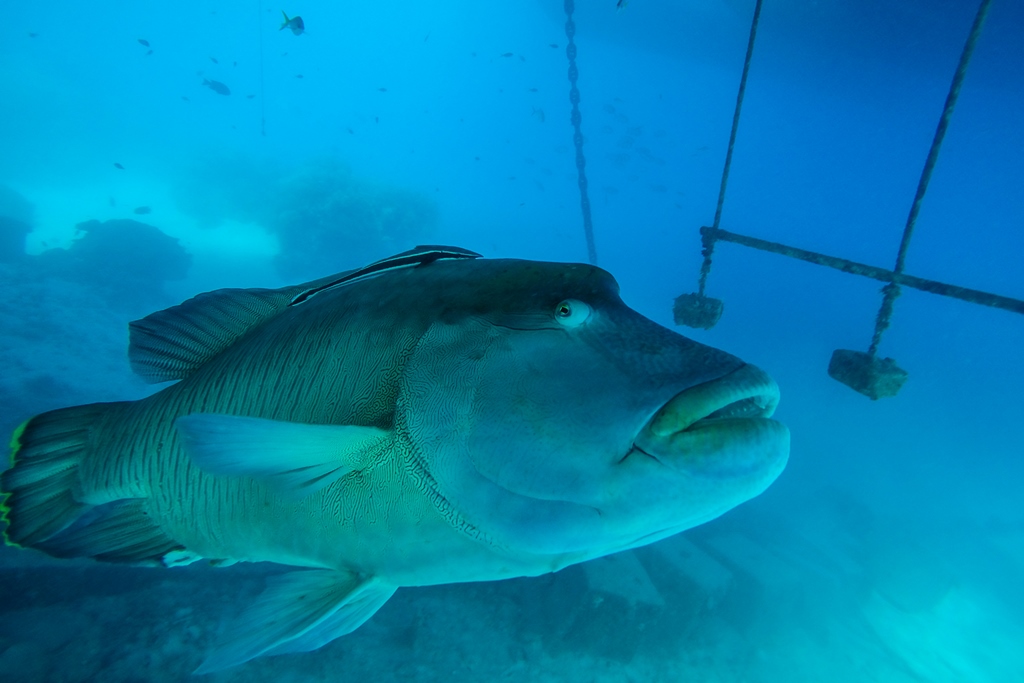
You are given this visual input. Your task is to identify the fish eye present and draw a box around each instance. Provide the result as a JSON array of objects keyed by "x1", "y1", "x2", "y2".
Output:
[{"x1": 554, "y1": 299, "x2": 591, "y2": 328}]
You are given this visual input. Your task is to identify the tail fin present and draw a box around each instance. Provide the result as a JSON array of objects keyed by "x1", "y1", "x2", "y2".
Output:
[
  {"x1": 2, "y1": 402, "x2": 125, "y2": 547},
  {"x1": 280, "y1": 11, "x2": 290, "y2": 29},
  {"x1": 2, "y1": 402, "x2": 189, "y2": 565}
]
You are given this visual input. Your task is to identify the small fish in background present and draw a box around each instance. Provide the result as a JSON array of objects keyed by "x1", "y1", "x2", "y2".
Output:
[
  {"x1": 134, "y1": 206, "x2": 152, "y2": 215},
  {"x1": 295, "y1": 74, "x2": 303, "y2": 79},
  {"x1": 549, "y1": 43, "x2": 558, "y2": 48},
  {"x1": 617, "y1": 0, "x2": 630, "y2": 10},
  {"x1": 377, "y1": 87, "x2": 387, "y2": 92},
  {"x1": 202, "y1": 78, "x2": 231, "y2": 95},
  {"x1": 138, "y1": 38, "x2": 150, "y2": 47},
  {"x1": 528, "y1": 87, "x2": 538, "y2": 92},
  {"x1": 113, "y1": 163, "x2": 125, "y2": 170},
  {"x1": 280, "y1": 11, "x2": 304, "y2": 36},
  {"x1": 210, "y1": 56, "x2": 219, "y2": 64},
  {"x1": 233, "y1": 61, "x2": 238, "y2": 67},
  {"x1": 146, "y1": 49, "x2": 153, "y2": 56},
  {"x1": 181, "y1": 96, "x2": 190, "y2": 103},
  {"x1": 500, "y1": 52, "x2": 513, "y2": 58},
  {"x1": 246, "y1": 94, "x2": 255, "y2": 99},
  {"x1": 374, "y1": 116, "x2": 379, "y2": 123},
  {"x1": 531, "y1": 107, "x2": 545, "y2": 123},
  {"x1": 28, "y1": 32, "x2": 38, "y2": 38}
]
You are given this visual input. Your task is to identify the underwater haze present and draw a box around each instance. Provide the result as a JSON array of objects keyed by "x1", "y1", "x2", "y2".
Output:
[{"x1": 1, "y1": 0, "x2": 1023, "y2": 681}]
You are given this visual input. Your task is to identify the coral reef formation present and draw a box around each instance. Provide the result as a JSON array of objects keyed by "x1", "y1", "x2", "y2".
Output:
[
  {"x1": 0, "y1": 185, "x2": 33, "y2": 263},
  {"x1": 174, "y1": 156, "x2": 438, "y2": 279},
  {"x1": 34, "y1": 219, "x2": 192, "y2": 309}
]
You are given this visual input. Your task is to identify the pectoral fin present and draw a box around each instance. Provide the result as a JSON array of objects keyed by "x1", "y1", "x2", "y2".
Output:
[
  {"x1": 176, "y1": 414, "x2": 389, "y2": 497},
  {"x1": 194, "y1": 569, "x2": 395, "y2": 674}
]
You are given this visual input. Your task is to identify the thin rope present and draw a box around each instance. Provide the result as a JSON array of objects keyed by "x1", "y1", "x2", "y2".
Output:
[
  {"x1": 564, "y1": 0, "x2": 597, "y2": 265},
  {"x1": 258, "y1": 0, "x2": 266, "y2": 136},
  {"x1": 868, "y1": 0, "x2": 992, "y2": 355},
  {"x1": 697, "y1": 0, "x2": 763, "y2": 296}
]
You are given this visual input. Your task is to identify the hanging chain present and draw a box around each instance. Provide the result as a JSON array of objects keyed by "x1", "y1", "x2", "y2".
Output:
[
  {"x1": 258, "y1": 0, "x2": 266, "y2": 136},
  {"x1": 564, "y1": 0, "x2": 597, "y2": 265}
]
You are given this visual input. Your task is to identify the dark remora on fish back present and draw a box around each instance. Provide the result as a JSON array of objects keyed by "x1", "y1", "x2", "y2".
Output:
[{"x1": 0, "y1": 245, "x2": 790, "y2": 673}]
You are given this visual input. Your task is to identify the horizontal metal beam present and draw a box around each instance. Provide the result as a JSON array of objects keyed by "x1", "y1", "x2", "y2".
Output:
[{"x1": 701, "y1": 226, "x2": 1024, "y2": 316}]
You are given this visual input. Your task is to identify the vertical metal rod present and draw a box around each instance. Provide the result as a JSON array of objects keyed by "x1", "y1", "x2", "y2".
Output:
[
  {"x1": 698, "y1": 0, "x2": 764, "y2": 295},
  {"x1": 712, "y1": 0, "x2": 764, "y2": 232},
  {"x1": 867, "y1": 0, "x2": 993, "y2": 355}
]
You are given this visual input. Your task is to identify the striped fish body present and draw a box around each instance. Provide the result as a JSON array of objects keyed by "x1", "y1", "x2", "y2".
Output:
[
  {"x1": 99, "y1": 300, "x2": 430, "y2": 572},
  {"x1": 76, "y1": 248, "x2": 544, "y2": 582}
]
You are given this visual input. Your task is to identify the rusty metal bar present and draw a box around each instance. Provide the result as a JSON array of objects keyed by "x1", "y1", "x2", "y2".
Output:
[{"x1": 700, "y1": 226, "x2": 1024, "y2": 316}]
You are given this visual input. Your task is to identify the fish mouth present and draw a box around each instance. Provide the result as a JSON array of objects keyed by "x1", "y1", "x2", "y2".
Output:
[
  {"x1": 647, "y1": 363, "x2": 780, "y2": 435},
  {"x1": 632, "y1": 364, "x2": 789, "y2": 480}
]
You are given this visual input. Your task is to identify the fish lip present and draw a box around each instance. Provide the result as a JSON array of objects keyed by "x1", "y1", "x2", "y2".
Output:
[
  {"x1": 629, "y1": 363, "x2": 787, "y2": 476},
  {"x1": 642, "y1": 363, "x2": 780, "y2": 439}
]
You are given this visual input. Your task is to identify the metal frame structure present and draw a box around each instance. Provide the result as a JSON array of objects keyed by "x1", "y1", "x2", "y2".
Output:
[{"x1": 673, "y1": 0, "x2": 1020, "y2": 399}]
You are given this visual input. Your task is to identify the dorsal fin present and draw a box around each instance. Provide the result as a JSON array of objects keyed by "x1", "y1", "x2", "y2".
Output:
[
  {"x1": 128, "y1": 286, "x2": 299, "y2": 383},
  {"x1": 128, "y1": 245, "x2": 482, "y2": 383},
  {"x1": 288, "y1": 245, "x2": 481, "y2": 306}
]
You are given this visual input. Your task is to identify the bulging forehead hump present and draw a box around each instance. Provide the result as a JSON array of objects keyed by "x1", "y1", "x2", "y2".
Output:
[
  {"x1": 319, "y1": 257, "x2": 622, "y2": 331},
  {"x1": 420, "y1": 258, "x2": 621, "y2": 314}
]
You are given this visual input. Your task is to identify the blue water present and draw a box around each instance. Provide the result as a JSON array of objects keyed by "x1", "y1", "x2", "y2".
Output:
[{"x1": 2, "y1": 1, "x2": 1022, "y2": 681}]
